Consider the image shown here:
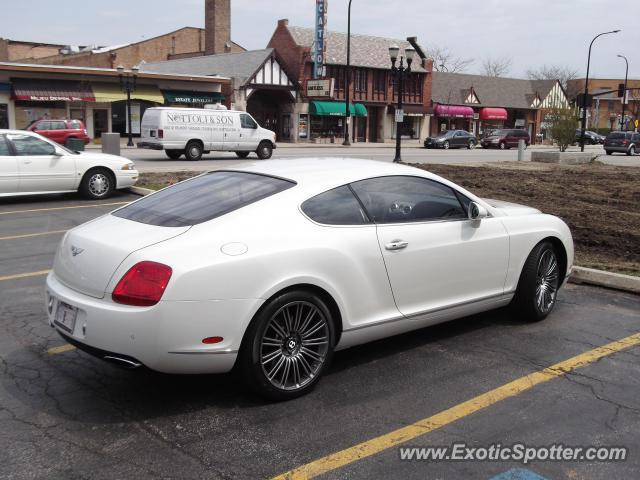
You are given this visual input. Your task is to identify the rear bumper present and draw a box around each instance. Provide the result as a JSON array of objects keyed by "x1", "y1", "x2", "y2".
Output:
[
  {"x1": 137, "y1": 141, "x2": 164, "y2": 151},
  {"x1": 604, "y1": 146, "x2": 629, "y2": 153},
  {"x1": 45, "y1": 272, "x2": 262, "y2": 374}
]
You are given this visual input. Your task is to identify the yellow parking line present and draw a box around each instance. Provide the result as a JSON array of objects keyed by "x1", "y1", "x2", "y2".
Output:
[
  {"x1": 0, "y1": 270, "x2": 50, "y2": 282},
  {"x1": 272, "y1": 332, "x2": 640, "y2": 480},
  {"x1": 47, "y1": 344, "x2": 76, "y2": 355},
  {"x1": 0, "y1": 201, "x2": 128, "y2": 216},
  {"x1": 0, "y1": 229, "x2": 67, "y2": 241}
]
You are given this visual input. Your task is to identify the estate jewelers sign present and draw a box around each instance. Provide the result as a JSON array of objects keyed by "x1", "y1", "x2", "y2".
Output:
[{"x1": 306, "y1": 79, "x2": 334, "y2": 98}]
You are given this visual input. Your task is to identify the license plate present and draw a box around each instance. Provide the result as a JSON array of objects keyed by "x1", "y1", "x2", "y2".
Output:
[{"x1": 55, "y1": 302, "x2": 78, "y2": 334}]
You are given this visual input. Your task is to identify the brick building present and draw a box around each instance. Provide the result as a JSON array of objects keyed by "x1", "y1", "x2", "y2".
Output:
[
  {"x1": 267, "y1": 19, "x2": 433, "y2": 143},
  {"x1": 1, "y1": 0, "x2": 243, "y2": 69},
  {"x1": 566, "y1": 78, "x2": 640, "y2": 131}
]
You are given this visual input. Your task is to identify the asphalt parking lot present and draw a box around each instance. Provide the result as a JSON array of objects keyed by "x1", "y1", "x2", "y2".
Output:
[{"x1": 1, "y1": 193, "x2": 639, "y2": 480}]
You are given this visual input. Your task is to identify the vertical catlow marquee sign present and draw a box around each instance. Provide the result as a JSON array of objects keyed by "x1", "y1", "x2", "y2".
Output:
[{"x1": 314, "y1": 0, "x2": 328, "y2": 79}]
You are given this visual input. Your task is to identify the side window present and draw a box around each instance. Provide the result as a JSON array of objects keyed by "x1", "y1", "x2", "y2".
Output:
[
  {"x1": 351, "y1": 176, "x2": 466, "y2": 224},
  {"x1": 69, "y1": 120, "x2": 82, "y2": 129},
  {"x1": 240, "y1": 114, "x2": 258, "y2": 129},
  {"x1": 8, "y1": 134, "x2": 56, "y2": 156},
  {"x1": 35, "y1": 121, "x2": 51, "y2": 131},
  {"x1": 51, "y1": 121, "x2": 66, "y2": 130},
  {"x1": 301, "y1": 185, "x2": 369, "y2": 225},
  {"x1": 0, "y1": 135, "x2": 11, "y2": 156}
]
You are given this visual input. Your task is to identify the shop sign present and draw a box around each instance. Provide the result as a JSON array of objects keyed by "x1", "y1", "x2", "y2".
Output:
[
  {"x1": 20, "y1": 95, "x2": 85, "y2": 102},
  {"x1": 314, "y1": 0, "x2": 328, "y2": 78},
  {"x1": 395, "y1": 109, "x2": 404, "y2": 123},
  {"x1": 306, "y1": 79, "x2": 334, "y2": 98}
]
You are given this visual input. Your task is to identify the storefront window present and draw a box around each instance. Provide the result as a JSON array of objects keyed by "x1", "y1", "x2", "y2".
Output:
[
  {"x1": 298, "y1": 114, "x2": 309, "y2": 139},
  {"x1": 310, "y1": 116, "x2": 344, "y2": 140},
  {"x1": 14, "y1": 100, "x2": 67, "y2": 129}
]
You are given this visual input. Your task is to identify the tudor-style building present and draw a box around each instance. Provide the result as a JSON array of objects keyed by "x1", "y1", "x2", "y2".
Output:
[
  {"x1": 431, "y1": 72, "x2": 569, "y2": 141},
  {"x1": 141, "y1": 48, "x2": 298, "y2": 141},
  {"x1": 268, "y1": 19, "x2": 433, "y2": 143}
]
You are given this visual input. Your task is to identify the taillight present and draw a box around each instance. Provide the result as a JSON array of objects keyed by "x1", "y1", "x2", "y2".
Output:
[
  {"x1": 158, "y1": 129, "x2": 164, "y2": 139},
  {"x1": 623, "y1": 140, "x2": 630, "y2": 145},
  {"x1": 112, "y1": 261, "x2": 172, "y2": 307}
]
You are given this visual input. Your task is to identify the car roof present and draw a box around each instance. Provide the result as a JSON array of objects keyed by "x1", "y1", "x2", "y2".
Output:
[{"x1": 222, "y1": 158, "x2": 454, "y2": 195}]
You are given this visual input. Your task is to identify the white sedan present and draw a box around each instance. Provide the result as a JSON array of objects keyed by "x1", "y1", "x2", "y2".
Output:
[
  {"x1": 0, "y1": 129, "x2": 138, "y2": 199},
  {"x1": 46, "y1": 158, "x2": 573, "y2": 399}
]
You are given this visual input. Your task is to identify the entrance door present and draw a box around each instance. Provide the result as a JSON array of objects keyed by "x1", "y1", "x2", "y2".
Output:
[
  {"x1": 368, "y1": 107, "x2": 379, "y2": 142},
  {"x1": 351, "y1": 175, "x2": 509, "y2": 317},
  {"x1": 93, "y1": 109, "x2": 108, "y2": 140}
]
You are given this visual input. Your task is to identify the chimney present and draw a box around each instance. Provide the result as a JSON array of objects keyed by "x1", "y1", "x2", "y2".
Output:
[{"x1": 205, "y1": 0, "x2": 231, "y2": 55}]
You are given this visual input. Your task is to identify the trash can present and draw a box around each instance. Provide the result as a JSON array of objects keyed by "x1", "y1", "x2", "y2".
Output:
[
  {"x1": 101, "y1": 133, "x2": 121, "y2": 156},
  {"x1": 66, "y1": 138, "x2": 85, "y2": 152}
]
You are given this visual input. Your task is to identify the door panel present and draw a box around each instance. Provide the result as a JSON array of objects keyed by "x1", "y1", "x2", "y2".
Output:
[
  {"x1": 377, "y1": 219, "x2": 509, "y2": 316},
  {"x1": 239, "y1": 113, "x2": 260, "y2": 150},
  {"x1": 0, "y1": 136, "x2": 19, "y2": 194},
  {"x1": 8, "y1": 134, "x2": 77, "y2": 193},
  {"x1": 223, "y1": 115, "x2": 241, "y2": 151}
]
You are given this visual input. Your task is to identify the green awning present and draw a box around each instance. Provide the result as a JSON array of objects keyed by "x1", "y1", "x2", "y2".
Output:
[
  {"x1": 162, "y1": 90, "x2": 225, "y2": 104},
  {"x1": 310, "y1": 101, "x2": 367, "y2": 117}
]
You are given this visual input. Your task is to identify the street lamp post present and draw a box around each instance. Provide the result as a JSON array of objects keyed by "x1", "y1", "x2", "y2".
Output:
[
  {"x1": 117, "y1": 64, "x2": 139, "y2": 147},
  {"x1": 343, "y1": 0, "x2": 353, "y2": 146},
  {"x1": 389, "y1": 45, "x2": 415, "y2": 163},
  {"x1": 617, "y1": 54, "x2": 629, "y2": 131},
  {"x1": 580, "y1": 30, "x2": 620, "y2": 152}
]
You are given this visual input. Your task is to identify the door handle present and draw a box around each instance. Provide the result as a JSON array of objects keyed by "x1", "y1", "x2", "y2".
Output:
[{"x1": 385, "y1": 240, "x2": 408, "y2": 251}]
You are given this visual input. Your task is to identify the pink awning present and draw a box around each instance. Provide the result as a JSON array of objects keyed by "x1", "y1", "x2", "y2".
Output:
[
  {"x1": 434, "y1": 104, "x2": 474, "y2": 118},
  {"x1": 480, "y1": 107, "x2": 508, "y2": 121}
]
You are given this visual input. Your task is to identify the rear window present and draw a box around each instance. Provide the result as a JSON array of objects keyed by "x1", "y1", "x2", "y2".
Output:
[
  {"x1": 113, "y1": 171, "x2": 295, "y2": 227},
  {"x1": 69, "y1": 120, "x2": 82, "y2": 129},
  {"x1": 607, "y1": 132, "x2": 626, "y2": 139}
]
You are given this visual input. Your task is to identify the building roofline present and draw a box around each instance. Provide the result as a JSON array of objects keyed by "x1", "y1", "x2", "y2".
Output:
[{"x1": 0, "y1": 62, "x2": 231, "y2": 83}]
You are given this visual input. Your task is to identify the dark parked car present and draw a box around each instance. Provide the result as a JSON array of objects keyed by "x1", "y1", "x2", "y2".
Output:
[
  {"x1": 604, "y1": 131, "x2": 640, "y2": 156},
  {"x1": 480, "y1": 129, "x2": 530, "y2": 149},
  {"x1": 27, "y1": 119, "x2": 90, "y2": 147},
  {"x1": 574, "y1": 129, "x2": 601, "y2": 145},
  {"x1": 424, "y1": 130, "x2": 477, "y2": 149}
]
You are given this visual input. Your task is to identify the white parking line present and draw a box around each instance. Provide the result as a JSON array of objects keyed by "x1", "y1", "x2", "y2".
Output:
[
  {"x1": 0, "y1": 270, "x2": 50, "y2": 282},
  {"x1": 0, "y1": 201, "x2": 128, "y2": 216},
  {"x1": 0, "y1": 230, "x2": 67, "y2": 241}
]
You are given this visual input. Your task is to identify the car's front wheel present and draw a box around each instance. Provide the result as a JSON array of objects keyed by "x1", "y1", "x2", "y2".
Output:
[
  {"x1": 628, "y1": 145, "x2": 636, "y2": 156},
  {"x1": 512, "y1": 241, "x2": 560, "y2": 322},
  {"x1": 238, "y1": 290, "x2": 335, "y2": 400},
  {"x1": 606, "y1": 150, "x2": 613, "y2": 155},
  {"x1": 468, "y1": 140, "x2": 476, "y2": 149},
  {"x1": 443, "y1": 141, "x2": 450, "y2": 150},
  {"x1": 499, "y1": 142, "x2": 507, "y2": 150},
  {"x1": 256, "y1": 141, "x2": 273, "y2": 160},
  {"x1": 79, "y1": 168, "x2": 115, "y2": 200}
]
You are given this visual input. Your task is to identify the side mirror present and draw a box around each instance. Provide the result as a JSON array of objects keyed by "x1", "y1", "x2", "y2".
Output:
[{"x1": 468, "y1": 201, "x2": 489, "y2": 221}]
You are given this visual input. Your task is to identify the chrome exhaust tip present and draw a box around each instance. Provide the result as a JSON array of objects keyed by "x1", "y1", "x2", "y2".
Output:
[{"x1": 103, "y1": 355, "x2": 143, "y2": 369}]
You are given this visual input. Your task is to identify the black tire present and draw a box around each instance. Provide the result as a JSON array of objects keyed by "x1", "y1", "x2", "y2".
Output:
[
  {"x1": 627, "y1": 145, "x2": 636, "y2": 156},
  {"x1": 511, "y1": 241, "x2": 561, "y2": 322},
  {"x1": 256, "y1": 141, "x2": 273, "y2": 160},
  {"x1": 165, "y1": 149, "x2": 183, "y2": 160},
  {"x1": 185, "y1": 141, "x2": 203, "y2": 161},
  {"x1": 79, "y1": 168, "x2": 115, "y2": 200},
  {"x1": 64, "y1": 137, "x2": 77, "y2": 148},
  {"x1": 499, "y1": 142, "x2": 507, "y2": 150},
  {"x1": 238, "y1": 290, "x2": 336, "y2": 401},
  {"x1": 606, "y1": 150, "x2": 613, "y2": 156},
  {"x1": 468, "y1": 140, "x2": 476, "y2": 149},
  {"x1": 235, "y1": 151, "x2": 251, "y2": 159},
  {"x1": 443, "y1": 141, "x2": 450, "y2": 150}
]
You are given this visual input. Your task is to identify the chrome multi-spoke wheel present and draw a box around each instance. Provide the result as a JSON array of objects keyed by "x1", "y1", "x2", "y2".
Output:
[
  {"x1": 260, "y1": 301, "x2": 330, "y2": 391},
  {"x1": 535, "y1": 249, "x2": 559, "y2": 314},
  {"x1": 240, "y1": 291, "x2": 335, "y2": 400},
  {"x1": 513, "y1": 241, "x2": 563, "y2": 322},
  {"x1": 80, "y1": 169, "x2": 114, "y2": 199},
  {"x1": 88, "y1": 173, "x2": 110, "y2": 197}
]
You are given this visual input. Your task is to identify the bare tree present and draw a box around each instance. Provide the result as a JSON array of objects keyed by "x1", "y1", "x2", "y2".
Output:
[
  {"x1": 425, "y1": 45, "x2": 474, "y2": 73},
  {"x1": 526, "y1": 64, "x2": 579, "y2": 93},
  {"x1": 482, "y1": 56, "x2": 513, "y2": 77}
]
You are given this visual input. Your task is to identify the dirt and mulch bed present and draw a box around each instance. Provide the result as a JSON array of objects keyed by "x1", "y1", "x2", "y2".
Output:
[{"x1": 139, "y1": 162, "x2": 640, "y2": 276}]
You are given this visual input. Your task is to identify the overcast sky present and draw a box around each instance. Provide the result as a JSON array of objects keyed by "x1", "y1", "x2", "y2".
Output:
[{"x1": 3, "y1": 0, "x2": 638, "y2": 79}]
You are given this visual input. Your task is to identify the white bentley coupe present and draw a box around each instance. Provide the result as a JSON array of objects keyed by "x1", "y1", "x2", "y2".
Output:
[
  {"x1": 0, "y1": 129, "x2": 138, "y2": 199},
  {"x1": 46, "y1": 158, "x2": 573, "y2": 399}
]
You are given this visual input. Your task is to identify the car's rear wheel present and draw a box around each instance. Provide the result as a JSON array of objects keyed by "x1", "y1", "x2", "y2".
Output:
[
  {"x1": 512, "y1": 241, "x2": 560, "y2": 322},
  {"x1": 606, "y1": 150, "x2": 613, "y2": 155},
  {"x1": 165, "y1": 149, "x2": 183, "y2": 160},
  {"x1": 468, "y1": 140, "x2": 476, "y2": 149},
  {"x1": 79, "y1": 168, "x2": 115, "y2": 200},
  {"x1": 499, "y1": 142, "x2": 506, "y2": 150},
  {"x1": 443, "y1": 141, "x2": 450, "y2": 150},
  {"x1": 628, "y1": 145, "x2": 636, "y2": 156},
  {"x1": 238, "y1": 290, "x2": 335, "y2": 400},
  {"x1": 185, "y1": 141, "x2": 203, "y2": 161},
  {"x1": 235, "y1": 151, "x2": 250, "y2": 158},
  {"x1": 256, "y1": 141, "x2": 273, "y2": 160}
]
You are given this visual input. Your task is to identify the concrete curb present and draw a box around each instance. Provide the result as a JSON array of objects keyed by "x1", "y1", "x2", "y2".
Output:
[
  {"x1": 128, "y1": 186, "x2": 155, "y2": 196},
  {"x1": 569, "y1": 266, "x2": 640, "y2": 295}
]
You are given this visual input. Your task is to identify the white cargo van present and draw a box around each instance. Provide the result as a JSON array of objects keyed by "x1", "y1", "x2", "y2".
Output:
[{"x1": 138, "y1": 106, "x2": 277, "y2": 161}]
